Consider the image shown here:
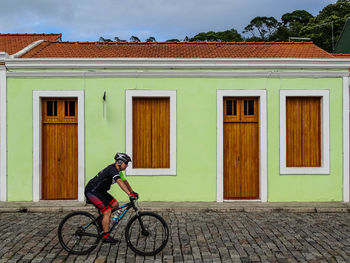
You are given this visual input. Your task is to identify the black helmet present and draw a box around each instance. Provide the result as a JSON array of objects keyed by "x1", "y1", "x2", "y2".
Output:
[{"x1": 114, "y1": 152, "x2": 132, "y2": 164}]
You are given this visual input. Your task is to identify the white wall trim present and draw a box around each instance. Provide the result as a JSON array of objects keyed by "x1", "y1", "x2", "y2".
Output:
[
  {"x1": 33, "y1": 90, "x2": 85, "y2": 201},
  {"x1": 343, "y1": 77, "x2": 350, "y2": 202},
  {"x1": 125, "y1": 90, "x2": 176, "y2": 176},
  {"x1": 0, "y1": 66, "x2": 7, "y2": 201},
  {"x1": 280, "y1": 90, "x2": 330, "y2": 174},
  {"x1": 4, "y1": 57, "x2": 350, "y2": 70},
  {"x1": 216, "y1": 90, "x2": 267, "y2": 202},
  {"x1": 6, "y1": 71, "x2": 350, "y2": 78}
]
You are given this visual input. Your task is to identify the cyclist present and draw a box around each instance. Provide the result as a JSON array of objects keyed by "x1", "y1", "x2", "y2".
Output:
[{"x1": 84, "y1": 152, "x2": 139, "y2": 244}]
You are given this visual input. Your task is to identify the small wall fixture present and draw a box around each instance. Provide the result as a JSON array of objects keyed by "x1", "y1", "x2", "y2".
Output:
[{"x1": 103, "y1": 91, "x2": 106, "y2": 119}]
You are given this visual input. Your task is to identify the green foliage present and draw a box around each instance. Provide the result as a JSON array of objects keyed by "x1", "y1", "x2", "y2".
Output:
[
  {"x1": 99, "y1": 37, "x2": 113, "y2": 42},
  {"x1": 243, "y1": 16, "x2": 280, "y2": 41},
  {"x1": 300, "y1": 0, "x2": 350, "y2": 52},
  {"x1": 146, "y1": 36, "x2": 156, "y2": 42},
  {"x1": 130, "y1": 36, "x2": 141, "y2": 42},
  {"x1": 190, "y1": 29, "x2": 242, "y2": 42},
  {"x1": 166, "y1": 39, "x2": 180, "y2": 42}
]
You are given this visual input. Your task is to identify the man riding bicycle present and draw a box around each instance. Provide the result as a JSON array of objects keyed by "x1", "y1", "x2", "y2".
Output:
[{"x1": 85, "y1": 152, "x2": 138, "y2": 244}]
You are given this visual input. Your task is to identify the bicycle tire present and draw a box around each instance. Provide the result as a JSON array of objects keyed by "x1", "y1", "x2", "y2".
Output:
[
  {"x1": 58, "y1": 211, "x2": 102, "y2": 255},
  {"x1": 125, "y1": 212, "x2": 169, "y2": 256}
]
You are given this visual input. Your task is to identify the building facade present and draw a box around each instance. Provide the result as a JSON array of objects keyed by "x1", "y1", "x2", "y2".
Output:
[{"x1": 0, "y1": 40, "x2": 350, "y2": 203}]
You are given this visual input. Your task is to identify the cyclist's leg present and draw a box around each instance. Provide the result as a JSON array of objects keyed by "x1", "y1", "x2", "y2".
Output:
[
  {"x1": 85, "y1": 191, "x2": 113, "y2": 233},
  {"x1": 109, "y1": 197, "x2": 119, "y2": 210}
]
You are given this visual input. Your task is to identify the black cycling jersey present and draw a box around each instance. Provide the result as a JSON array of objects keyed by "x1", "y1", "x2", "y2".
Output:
[{"x1": 85, "y1": 163, "x2": 121, "y2": 193}]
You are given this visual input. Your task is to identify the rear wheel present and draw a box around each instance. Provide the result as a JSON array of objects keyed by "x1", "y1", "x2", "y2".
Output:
[
  {"x1": 58, "y1": 211, "x2": 101, "y2": 255},
  {"x1": 125, "y1": 212, "x2": 169, "y2": 256}
]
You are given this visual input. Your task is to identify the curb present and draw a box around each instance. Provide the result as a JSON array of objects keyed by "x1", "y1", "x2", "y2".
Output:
[{"x1": 1, "y1": 206, "x2": 349, "y2": 213}]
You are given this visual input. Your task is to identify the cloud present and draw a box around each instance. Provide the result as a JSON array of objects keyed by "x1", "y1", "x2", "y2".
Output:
[{"x1": 0, "y1": 0, "x2": 336, "y2": 41}]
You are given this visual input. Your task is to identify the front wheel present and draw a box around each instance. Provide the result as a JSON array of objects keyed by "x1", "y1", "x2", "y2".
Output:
[
  {"x1": 125, "y1": 212, "x2": 169, "y2": 256},
  {"x1": 58, "y1": 211, "x2": 102, "y2": 255}
]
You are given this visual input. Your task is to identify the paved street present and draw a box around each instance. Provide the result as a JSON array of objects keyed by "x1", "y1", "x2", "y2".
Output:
[{"x1": 0, "y1": 210, "x2": 349, "y2": 263}]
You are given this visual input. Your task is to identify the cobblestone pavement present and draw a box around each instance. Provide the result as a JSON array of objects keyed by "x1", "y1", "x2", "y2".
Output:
[{"x1": 0, "y1": 211, "x2": 349, "y2": 263}]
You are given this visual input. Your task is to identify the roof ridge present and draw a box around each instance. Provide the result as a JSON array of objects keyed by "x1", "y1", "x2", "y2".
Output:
[
  {"x1": 41, "y1": 40, "x2": 315, "y2": 45},
  {"x1": 0, "y1": 33, "x2": 61, "y2": 36},
  {"x1": 22, "y1": 41, "x2": 52, "y2": 58}
]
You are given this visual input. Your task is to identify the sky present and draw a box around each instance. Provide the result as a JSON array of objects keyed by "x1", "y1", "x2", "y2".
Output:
[{"x1": 0, "y1": 0, "x2": 337, "y2": 42}]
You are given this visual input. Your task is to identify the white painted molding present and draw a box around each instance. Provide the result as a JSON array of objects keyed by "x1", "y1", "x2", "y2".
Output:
[
  {"x1": 6, "y1": 71, "x2": 349, "y2": 78},
  {"x1": 4, "y1": 57, "x2": 350, "y2": 70},
  {"x1": 280, "y1": 90, "x2": 330, "y2": 174},
  {"x1": 0, "y1": 66, "x2": 7, "y2": 201},
  {"x1": 33, "y1": 90, "x2": 85, "y2": 202},
  {"x1": 343, "y1": 77, "x2": 350, "y2": 202},
  {"x1": 125, "y1": 90, "x2": 176, "y2": 176},
  {"x1": 216, "y1": 90, "x2": 267, "y2": 202},
  {"x1": 10, "y1": 40, "x2": 44, "y2": 58},
  {"x1": 0, "y1": 52, "x2": 9, "y2": 59}
]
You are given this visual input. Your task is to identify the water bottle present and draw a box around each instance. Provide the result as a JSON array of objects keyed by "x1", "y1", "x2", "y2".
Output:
[{"x1": 112, "y1": 210, "x2": 121, "y2": 223}]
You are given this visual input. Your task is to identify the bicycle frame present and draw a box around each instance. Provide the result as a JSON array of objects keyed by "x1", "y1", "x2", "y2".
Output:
[
  {"x1": 78, "y1": 200, "x2": 144, "y2": 239},
  {"x1": 97, "y1": 200, "x2": 145, "y2": 233}
]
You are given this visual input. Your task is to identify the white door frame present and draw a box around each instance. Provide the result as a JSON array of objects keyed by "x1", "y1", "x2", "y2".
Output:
[
  {"x1": 0, "y1": 66, "x2": 6, "y2": 201},
  {"x1": 343, "y1": 77, "x2": 350, "y2": 202},
  {"x1": 217, "y1": 90, "x2": 267, "y2": 202},
  {"x1": 33, "y1": 90, "x2": 85, "y2": 201}
]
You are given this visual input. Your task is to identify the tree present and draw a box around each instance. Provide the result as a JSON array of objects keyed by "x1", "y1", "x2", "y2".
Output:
[
  {"x1": 130, "y1": 36, "x2": 141, "y2": 42},
  {"x1": 166, "y1": 39, "x2": 180, "y2": 42},
  {"x1": 146, "y1": 36, "x2": 156, "y2": 42},
  {"x1": 190, "y1": 28, "x2": 242, "y2": 42},
  {"x1": 99, "y1": 37, "x2": 113, "y2": 42},
  {"x1": 243, "y1": 16, "x2": 280, "y2": 41},
  {"x1": 217, "y1": 29, "x2": 243, "y2": 42},
  {"x1": 268, "y1": 10, "x2": 313, "y2": 41},
  {"x1": 282, "y1": 10, "x2": 313, "y2": 27},
  {"x1": 300, "y1": 0, "x2": 350, "y2": 52},
  {"x1": 114, "y1": 37, "x2": 127, "y2": 42}
]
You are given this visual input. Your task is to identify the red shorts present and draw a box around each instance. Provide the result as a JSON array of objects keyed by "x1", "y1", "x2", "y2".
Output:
[{"x1": 85, "y1": 191, "x2": 116, "y2": 213}]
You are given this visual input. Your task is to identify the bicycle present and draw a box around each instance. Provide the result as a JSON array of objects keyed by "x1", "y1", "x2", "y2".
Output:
[{"x1": 57, "y1": 199, "x2": 169, "y2": 256}]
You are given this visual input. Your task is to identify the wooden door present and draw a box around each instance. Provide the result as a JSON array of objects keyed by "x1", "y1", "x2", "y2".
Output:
[
  {"x1": 223, "y1": 97, "x2": 259, "y2": 199},
  {"x1": 132, "y1": 98, "x2": 170, "y2": 168},
  {"x1": 42, "y1": 98, "x2": 78, "y2": 200}
]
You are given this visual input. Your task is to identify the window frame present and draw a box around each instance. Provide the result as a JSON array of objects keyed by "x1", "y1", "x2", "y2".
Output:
[
  {"x1": 280, "y1": 90, "x2": 330, "y2": 174},
  {"x1": 126, "y1": 90, "x2": 176, "y2": 175}
]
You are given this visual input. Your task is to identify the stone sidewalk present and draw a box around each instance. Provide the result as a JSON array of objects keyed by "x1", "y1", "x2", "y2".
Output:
[
  {"x1": 0, "y1": 210, "x2": 349, "y2": 262},
  {"x1": 1, "y1": 201, "x2": 350, "y2": 213}
]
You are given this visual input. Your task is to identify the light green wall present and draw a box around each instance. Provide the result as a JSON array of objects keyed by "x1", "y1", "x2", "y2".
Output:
[{"x1": 6, "y1": 76, "x2": 343, "y2": 201}]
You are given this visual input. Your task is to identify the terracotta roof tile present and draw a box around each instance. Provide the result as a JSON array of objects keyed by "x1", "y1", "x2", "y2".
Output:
[
  {"x1": 21, "y1": 41, "x2": 334, "y2": 59},
  {"x1": 0, "y1": 33, "x2": 61, "y2": 55},
  {"x1": 332, "y1": 53, "x2": 350, "y2": 58}
]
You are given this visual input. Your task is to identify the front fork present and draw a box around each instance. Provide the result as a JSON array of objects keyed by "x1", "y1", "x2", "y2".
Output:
[{"x1": 133, "y1": 203, "x2": 149, "y2": 236}]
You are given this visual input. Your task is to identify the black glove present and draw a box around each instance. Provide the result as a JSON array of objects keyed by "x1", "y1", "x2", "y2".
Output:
[
  {"x1": 129, "y1": 192, "x2": 137, "y2": 201},
  {"x1": 131, "y1": 191, "x2": 139, "y2": 199}
]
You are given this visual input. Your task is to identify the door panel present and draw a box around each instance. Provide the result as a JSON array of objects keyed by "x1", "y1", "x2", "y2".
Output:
[
  {"x1": 42, "y1": 98, "x2": 78, "y2": 200},
  {"x1": 223, "y1": 97, "x2": 259, "y2": 199}
]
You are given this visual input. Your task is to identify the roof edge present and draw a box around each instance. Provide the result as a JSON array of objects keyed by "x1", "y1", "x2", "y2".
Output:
[
  {"x1": 4, "y1": 57, "x2": 350, "y2": 70},
  {"x1": 36, "y1": 40, "x2": 316, "y2": 45}
]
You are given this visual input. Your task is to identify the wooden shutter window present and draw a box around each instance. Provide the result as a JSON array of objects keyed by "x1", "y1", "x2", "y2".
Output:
[
  {"x1": 244, "y1": 100, "x2": 255, "y2": 115},
  {"x1": 286, "y1": 97, "x2": 321, "y2": 167},
  {"x1": 132, "y1": 97, "x2": 170, "y2": 168},
  {"x1": 46, "y1": 101, "x2": 57, "y2": 116},
  {"x1": 65, "y1": 101, "x2": 76, "y2": 117}
]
